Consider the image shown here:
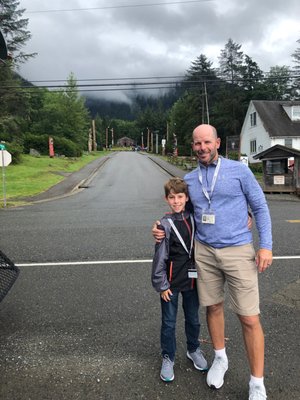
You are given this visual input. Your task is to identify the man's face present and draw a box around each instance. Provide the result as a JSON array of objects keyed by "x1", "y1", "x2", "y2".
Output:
[{"x1": 192, "y1": 128, "x2": 221, "y2": 165}]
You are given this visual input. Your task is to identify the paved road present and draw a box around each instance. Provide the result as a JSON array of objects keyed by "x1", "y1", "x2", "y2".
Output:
[{"x1": 0, "y1": 152, "x2": 299, "y2": 400}]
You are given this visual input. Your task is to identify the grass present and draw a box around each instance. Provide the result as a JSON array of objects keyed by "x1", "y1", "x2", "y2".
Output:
[{"x1": 0, "y1": 151, "x2": 110, "y2": 207}]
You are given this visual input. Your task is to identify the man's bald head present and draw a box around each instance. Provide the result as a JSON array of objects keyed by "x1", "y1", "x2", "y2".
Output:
[{"x1": 192, "y1": 124, "x2": 218, "y2": 140}]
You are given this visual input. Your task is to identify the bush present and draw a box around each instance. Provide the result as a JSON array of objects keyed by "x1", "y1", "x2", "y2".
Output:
[
  {"x1": 249, "y1": 162, "x2": 263, "y2": 174},
  {"x1": 23, "y1": 134, "x2": 83, "y2": 157}
]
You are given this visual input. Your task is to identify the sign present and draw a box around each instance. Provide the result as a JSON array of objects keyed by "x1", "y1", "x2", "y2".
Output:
[
  {"x1": 274, "y1": 175, "x2": 285, "y2": 185},
  {"x1": 161, "y1": 139, "x2": 166, "y2": 148},
  {"x1": 0, "y1": 149, "x2": 12, "y2": 167},
  {"x1": 240, "y1": 156, "x2": 249, "y2": 166}
]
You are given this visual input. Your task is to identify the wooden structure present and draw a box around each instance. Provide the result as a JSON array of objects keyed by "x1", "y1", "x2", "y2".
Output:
[
  {"x1": 253, "y1": 144, "x2": 300, "y2": 194},
  {"x1": 117, "y1": 137, "x2": 135, "y2": 147}
]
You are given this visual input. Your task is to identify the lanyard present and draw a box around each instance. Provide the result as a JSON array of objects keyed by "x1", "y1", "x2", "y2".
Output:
[
  {"x1": 198, "y1": 157, "x2": 221, "y2": 206},
  {"x1": 167, "y1": 214, "x2": 194, "y2": 258}
]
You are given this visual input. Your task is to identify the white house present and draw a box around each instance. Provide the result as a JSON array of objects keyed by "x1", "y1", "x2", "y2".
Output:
[{"x1": 240, "y1": 100, "x2": 300, "y2": 163}]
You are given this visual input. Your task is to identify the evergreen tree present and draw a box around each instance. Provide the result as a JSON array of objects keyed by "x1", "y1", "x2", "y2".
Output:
[
  {"x1": 184, "y1": 54, "x2": 218, "y2": 124},
  {"x1": 218, "y1": 38, "x2": 244, "y2": 85},
  {"x1": 0, "y1": 0, "x2": 36, "y2": 63},
  {"x1": 291, "y1": 38, "x2": 300, "y2": 99},
  {"x1": 262, "y1": 66, "x2": 292, "y2": 100}
]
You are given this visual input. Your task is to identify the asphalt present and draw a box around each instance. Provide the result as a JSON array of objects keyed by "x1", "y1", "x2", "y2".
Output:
[
  {"x1": 23, "y1": 152, "x2": 300, "y2": 203},
  {"x1": 23, "y1": 153, "x2": 114, "y2": 203}
]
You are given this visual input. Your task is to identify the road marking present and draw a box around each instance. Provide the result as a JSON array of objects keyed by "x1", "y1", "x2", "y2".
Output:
[
  {"x1": 286, "y1": 220, "x2": 300, "y2": 223},
  {"x1": 15, "y1": 256, "x2": 300, "y2": 267}
]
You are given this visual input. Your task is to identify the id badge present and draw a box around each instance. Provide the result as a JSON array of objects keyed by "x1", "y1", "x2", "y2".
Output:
[
  {"x1": 202, "y1": 209, "x2": 215, "y2": 224},
  {"x1": 188, "y1": 269, "x2": 198, "y2": 278}
]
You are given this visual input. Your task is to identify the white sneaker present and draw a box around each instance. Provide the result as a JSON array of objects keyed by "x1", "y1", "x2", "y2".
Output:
[
  {"x1": 206, "y1": 356, "x2": 228, "y2": 389},
  {"x1": 249, "y1": 384, "x2": 267, "y2": 399}
]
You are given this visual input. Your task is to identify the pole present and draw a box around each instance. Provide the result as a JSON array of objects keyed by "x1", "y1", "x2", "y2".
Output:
[
  {"x1": 1, "y1": 150, "x2": 6, "y2": 208},
  {"x1": 105, "y1": 127, "x2": 108, "y2": 149},
  {"x1": 156, "y1": 133, "x2": 158, "y2": 154},
  {"x1": 111, "y1": 128, "x2": 114, "y2": 146},
  {"x1": 92, "y1": 120, "x2": 97, "y2": 151},
  {"x1": 147, "y1": 128, "x2": 149, "y2": 150}
]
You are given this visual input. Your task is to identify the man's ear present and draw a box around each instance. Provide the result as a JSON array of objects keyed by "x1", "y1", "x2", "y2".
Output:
[{"x1": 216, "y1": 138, "x2": 221, "y2": 149}]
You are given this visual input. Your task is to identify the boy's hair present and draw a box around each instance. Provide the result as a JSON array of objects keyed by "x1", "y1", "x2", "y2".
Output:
[{"x1": 164, "y1": 177, "x2": 188, "y2": 197}]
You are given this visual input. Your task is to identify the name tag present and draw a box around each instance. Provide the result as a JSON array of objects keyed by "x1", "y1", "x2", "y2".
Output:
[
  {"x1": 188, "y1": 269, "x2": 198, "y2": 278},
  {"x1": 202, "y1": 213, "x2": 215, "y2": 224}
]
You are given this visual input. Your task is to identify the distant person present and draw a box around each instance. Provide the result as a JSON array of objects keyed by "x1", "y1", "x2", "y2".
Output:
[
  {"x1": 153, "y1": 124, "x2": 272, "y2": 400},
  {"x1": 151, "y1": 177, "x2": 208, "y2": 382}
]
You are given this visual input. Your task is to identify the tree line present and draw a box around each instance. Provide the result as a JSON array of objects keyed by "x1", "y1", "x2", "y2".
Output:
[{"x1": 0, "y1": 0, "x2": 299, "y2": 161}]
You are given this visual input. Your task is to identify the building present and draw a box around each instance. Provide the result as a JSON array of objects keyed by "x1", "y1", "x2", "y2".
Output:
[
  {"x1": 240, "y1": 100, "x2": 300, "y2": 163},
  {"x1": 117, "y1": 137, "x2": 135, "y2": 147}
]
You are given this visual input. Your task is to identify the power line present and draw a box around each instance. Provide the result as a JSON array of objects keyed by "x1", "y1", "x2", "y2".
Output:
[{"x1": 24, "y1": 0, "x2": 213, "y2": 14}]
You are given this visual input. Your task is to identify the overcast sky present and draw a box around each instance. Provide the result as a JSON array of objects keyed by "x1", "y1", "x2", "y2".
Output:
[{"x1": 17, "y1": 0, "x2": 300, "y2": 101}]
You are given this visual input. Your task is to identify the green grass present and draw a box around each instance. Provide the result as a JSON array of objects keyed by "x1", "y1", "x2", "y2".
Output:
[{"x1": 0, "y1": 151, "x2": 110, "y2": 207}]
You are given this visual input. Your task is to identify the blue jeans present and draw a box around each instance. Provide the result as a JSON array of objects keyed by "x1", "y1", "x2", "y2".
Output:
[{"x1": 160, "y1": 288, "x2": 200, "y2": 361}]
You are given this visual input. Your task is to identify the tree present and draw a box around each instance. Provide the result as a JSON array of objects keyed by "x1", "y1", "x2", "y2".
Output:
[
  {"x1": 218, "y1": 38, "x2": 244, "y2": 85},
  {"x1": 184, "y1": 54, "x2": 218, "y2": 124},
  {"x1": 30, "y1": 73, "x2": 91, "y2": 149},
  {"x1": 291, "y1": 38, "x2": 300, "y2": 98},
  {"x1": 262, "y1": 66, "x2": 292, "y2": 100},
  {"x1": 0, "y1": 0, "x2": 36, "y2": 63}
]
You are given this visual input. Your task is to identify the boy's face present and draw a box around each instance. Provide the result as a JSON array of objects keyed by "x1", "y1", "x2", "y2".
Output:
[{"x1": 165, "y1": 190, "x2": 189, "y2": 214}]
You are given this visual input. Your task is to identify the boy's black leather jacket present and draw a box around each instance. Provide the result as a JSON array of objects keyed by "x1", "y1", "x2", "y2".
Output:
[{"x1": 151, "y1": 210, "x2": 195, "y2": 293}]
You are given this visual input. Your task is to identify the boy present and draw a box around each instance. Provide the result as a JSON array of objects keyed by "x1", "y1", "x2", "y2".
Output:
[{"x1": 151, "y1": 177, "x2": 207, "y2": 382}]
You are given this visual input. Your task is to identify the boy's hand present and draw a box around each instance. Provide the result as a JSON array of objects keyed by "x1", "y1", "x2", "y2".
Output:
[
  {"x1": 247, "y1": 213, "x2": 253, "y2": 230},
  {"x1": 160, "y1": 289, "x2": 173, "y2": 302},
  {"x1": 152, "y1": 220, "x2": 166, "y2": 242}
]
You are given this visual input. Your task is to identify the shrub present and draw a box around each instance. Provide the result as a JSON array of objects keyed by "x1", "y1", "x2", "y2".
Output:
[
  {"x1": 249, "y1": 162, "x2": 263, "y2": 174},
  {"x1": 23, "y1": 134, "x2": 83, "y2": 157}
]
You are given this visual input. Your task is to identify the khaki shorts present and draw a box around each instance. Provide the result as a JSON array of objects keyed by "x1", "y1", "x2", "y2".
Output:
[{"x1": 194, "y1": 241, "x2": 260, "y2": 316}]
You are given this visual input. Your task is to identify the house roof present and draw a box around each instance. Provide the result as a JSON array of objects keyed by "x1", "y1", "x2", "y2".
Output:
[
  {"x1": 253, "y1": 144, "x2": 300, "y2": 160},
  {"x1": 252, "y1": 100, "x2": 300, "y2": 137}
]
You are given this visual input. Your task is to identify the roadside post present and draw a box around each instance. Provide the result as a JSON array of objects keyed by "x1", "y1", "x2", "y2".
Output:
[{"x1": 0, "y1": 144, "x2": 12, "y2": 208}]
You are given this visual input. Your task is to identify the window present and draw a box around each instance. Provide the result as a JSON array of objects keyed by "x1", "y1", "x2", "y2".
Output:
[
  {"x1": 250, "y1": 112, "x2": 257, "y2": 126},
  {"x1": 250, "y1": 140, "x2": 257, "y2": 154},
  {"x1": 285, "y1": 138, "x2": 293, "y2": 148},
  {"x1": 266, "y1": 160, "x2": 288, "y2": 174},
  {"x1": 292, "y1": 106, "x2": 300, "y2": 121}
]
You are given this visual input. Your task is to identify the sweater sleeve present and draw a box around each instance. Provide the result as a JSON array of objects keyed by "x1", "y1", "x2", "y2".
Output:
[
  {"x1": 151, "y1": 222, "x2": 170, "y2": 292},
  {"x1": 241, "y1": 165, "x2": 272, "y2": 250}
]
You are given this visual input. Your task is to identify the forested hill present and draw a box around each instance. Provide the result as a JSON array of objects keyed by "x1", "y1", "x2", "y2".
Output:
[{"x1": 84, "y1": 89, "x2": 182, "y2": 121}]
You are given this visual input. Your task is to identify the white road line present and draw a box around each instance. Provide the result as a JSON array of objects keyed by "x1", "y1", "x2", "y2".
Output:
[{"x1": 15, "y1": 255, "x2": 300, "y2": 267}]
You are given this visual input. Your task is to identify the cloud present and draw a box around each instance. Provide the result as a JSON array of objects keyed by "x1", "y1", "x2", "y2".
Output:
[{"x1": 17, "y1": 0, "x2": 300, "y2": 97}]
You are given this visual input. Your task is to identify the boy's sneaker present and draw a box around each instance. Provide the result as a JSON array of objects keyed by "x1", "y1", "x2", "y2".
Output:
[
  {"x1": 160, "y1": 355, "x2": 174, "y2": 382},
  {"x1": 187, "y1": 348, "x2": 208, "y2": 371},
  {"x1": 206, "y1": 356, "x2": 228, "y2": 389},
  {"x1": 249, "y1": 384, "x2": 267, "y2": 400}
]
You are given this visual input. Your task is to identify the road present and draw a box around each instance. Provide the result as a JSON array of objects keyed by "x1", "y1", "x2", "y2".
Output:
[{"x1": 0, "y1": 152, "x2": 299, "y2": 400}]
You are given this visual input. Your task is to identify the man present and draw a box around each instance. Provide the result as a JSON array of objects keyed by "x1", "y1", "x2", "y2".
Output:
[{"x1": 153, "y1": 124, "x2": 272, "y2": 400}]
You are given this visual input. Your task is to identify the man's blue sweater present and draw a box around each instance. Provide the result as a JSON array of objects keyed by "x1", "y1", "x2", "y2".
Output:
[{"x1": 184, "y1": 157, "x2": 272, "y2": 250}]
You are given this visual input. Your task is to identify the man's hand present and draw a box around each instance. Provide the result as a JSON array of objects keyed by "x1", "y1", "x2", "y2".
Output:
[
  {"x1": 255, "y1": 248, "x2": 272, "y2": 273},
  {"x1": 160, "y1": 289, "x2": 173, "y2": 302},
  {"x1": 152, "y1": 220, "x2": 166, "y2": 242}
]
